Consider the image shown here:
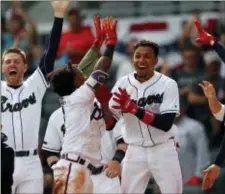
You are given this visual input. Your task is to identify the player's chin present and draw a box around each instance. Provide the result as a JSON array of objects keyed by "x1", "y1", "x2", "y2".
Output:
[{"x1": 6, "y1": 74, "x2": 21, "y2": 85}]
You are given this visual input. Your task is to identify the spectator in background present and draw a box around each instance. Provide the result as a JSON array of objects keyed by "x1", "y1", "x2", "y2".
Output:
[
  {"x1": 170, "y1": 44, "x2": 205, "y2": 100},
  {"x1": 57, "y1": 8, "x2": 95, "y2": 64},
  {"x1": 175, "y1": 97, "x2": 211, "y2": 185},
  {"x1": 3, "y1": 1, "x2": 40, "y2": 77}
]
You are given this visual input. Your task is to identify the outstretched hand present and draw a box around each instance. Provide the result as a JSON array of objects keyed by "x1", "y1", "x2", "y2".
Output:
[
  {"x1": 198, "y1": 80, "x2": 217, "y2": 100},
  {"x1": 51, "y1": 0, "x2": 71, "y2": 18},
  {"x1": 112, "y1": 88, "x2": 137, "y2": 114},
  {"x1": 93, "y1": 16, "x2": 106, "y2": 48},
  {"x1": 102, "y1": 17, "x2": 118, "y2": 46},
  {"x1": 194, "y1": 19, "x2": 216, "y2": 45}
]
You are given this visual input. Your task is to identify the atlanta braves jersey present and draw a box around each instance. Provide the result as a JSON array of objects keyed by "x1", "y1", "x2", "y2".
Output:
[
  {"x1": 42, "y1": 104, "x2": 121, "y2": 163},
  {"x1": 109, "y1": 71, "x2": 180, "y2": 147},
  {"x1": 1, "y1": 67, "x2": 47, "y2": 150}
]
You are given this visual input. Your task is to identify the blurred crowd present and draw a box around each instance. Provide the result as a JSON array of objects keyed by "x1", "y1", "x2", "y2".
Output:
[{"x1": 1, "y1": 1, "x2": 225, "y2": 194}]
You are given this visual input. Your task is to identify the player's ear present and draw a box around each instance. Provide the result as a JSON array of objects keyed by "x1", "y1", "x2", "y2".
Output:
[
  {"x1": 24, "y1": 63, "x2": 28, "y2": 73},
  {"x1": 154, "y1": 57, "x2": 158, "y2": 66}
]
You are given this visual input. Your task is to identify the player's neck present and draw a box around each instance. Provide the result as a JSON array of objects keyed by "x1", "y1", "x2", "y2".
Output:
[
  {"x1": 7, "y1": 84, "x2": 22, "y2": 89},
  {"x1": 135, "y1": 71, "x2": 155, "y2": 83}
]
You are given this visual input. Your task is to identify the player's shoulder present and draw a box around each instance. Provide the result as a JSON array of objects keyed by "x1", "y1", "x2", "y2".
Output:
[
  {"x1": 157, "y1": 72, "x2": 178, "y2": 86},
  {"x1": 1, "y1": 80, "x2": 7, "y2": 87},
  {"x1": 49, "y1": 107, "x2": 63, "y2": 121},
  {"x1": 116, "y1": 72, "x2": 135, "y2": 85}
]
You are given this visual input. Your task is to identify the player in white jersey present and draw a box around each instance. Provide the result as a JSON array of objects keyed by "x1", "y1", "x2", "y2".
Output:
[
  {"x1": 48, "y1": 16, "x2": 120, "y2": 193},
  {"x1": 1, "y1": 1, "x2": 70, "y2": 193},
  {"x1": 42, "y1": 107, "x2": 125, "y2": 193},
  {"x1": 199, "y1": 81, "x2": 225, "y2": 190},
  {"x1": 109, "y1": 40, "x2": 183, "y2": 193}
]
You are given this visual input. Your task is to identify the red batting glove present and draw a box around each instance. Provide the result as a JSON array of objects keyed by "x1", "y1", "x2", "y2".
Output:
[
  {"x1": 187, "y1": 175, "x2": 202, "y2": 185},
  {"x1": 194, "y1": 19, "x2": 216, "y2": 46},
  {"x1": 112, "y1": 88, "x2": 138, "y2": 114},
  {"x1": 102, "y1": 17, "x2": 118, "y2": 46},
  {"x1": 93, "y1": 16, "x2": 106, "y2": 48},
  {"x1": 95, "y1": 84, "x2": 112, "y2": 106}
]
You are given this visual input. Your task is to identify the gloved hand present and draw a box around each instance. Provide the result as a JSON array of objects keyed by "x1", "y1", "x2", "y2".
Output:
[
  {"x1": 194, "y1": 19, "x2": 216, "y2": 45},
  {"x1": 102, "y1": 17, "x2": 118, "y2": 46},
  {"x1": 95, "y1": 84, "x2": 112, "y2": 106},
  {"x1": 93, "y1": 16, "x2": 106, "y2": 48},
  {"x1": 112, "y1": 88, "x2": 138, "y2": 114}
]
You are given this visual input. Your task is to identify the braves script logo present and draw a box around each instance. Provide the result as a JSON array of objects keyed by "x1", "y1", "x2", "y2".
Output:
[
  {"x1": 1, "y1": 93, "x2": 37, "y2": 112},
  {"x1": 90, "y1": 102, "x2": 103, "y2": 121},
  {"x1": 133, "y1": 93, "x2": 164, "y2": 107}
]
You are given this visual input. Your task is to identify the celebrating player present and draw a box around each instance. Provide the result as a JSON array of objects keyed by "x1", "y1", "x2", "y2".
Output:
[
  {"x1": 109, "y1": 40, "x2": 183, "y2": 193},
  {"x1": 42, "y1": 106, "x2": 125, "y2": 193},
  {"x1": 49, "y1": 16, "x2": 118, "y2": 193},
  {"x1": 198, "y1": 81, "x2": 225, "y2": 191},
  {"x1": 1, "y1": 1, "x2": 70, "y2": 193}
]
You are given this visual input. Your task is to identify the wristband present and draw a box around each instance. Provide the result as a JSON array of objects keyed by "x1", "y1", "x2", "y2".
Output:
[
  {"x1": 112, "y1": 149, "x2": 125, "y2": 163},
  {"x1": 103, "y1": 45, "x2": 115, "y2": 59}
]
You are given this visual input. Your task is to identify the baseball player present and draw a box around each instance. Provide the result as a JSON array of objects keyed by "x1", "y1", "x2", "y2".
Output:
[
  {"x1": 42, "y1": 106, "x2": 124, "y2": 193},
  {"x1": 40, "y1": 16, "x2": 115, "y2": 194},
  {"x1": 194, "y1": 19, "x2": 225, "y2": 191},
  {"x1": 109, "y1": 40, "x2": 183, "y2": 193},
  {"x1": 199, "y1": 81, "x2": 225, "y2": 190},
  {"x1": 48, "y1": 16, "x2": 119, "y2": 193},
  {"x1": 1, "y1": 1, "x2": 70, "y2": 193}
]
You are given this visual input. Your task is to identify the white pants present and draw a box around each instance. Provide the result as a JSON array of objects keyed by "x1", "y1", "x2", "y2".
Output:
[
  {"x1": 121, "y1": 139, "x2": 183, "y2": 194},
  {"x1": 92, "y1": 171, "x2": 121, "y2": 193},
  {"x1": 53, "y1": 159, "x2": 121, "y2": 193},
  {"x1": 12, "y1": 155, "x2": 43, "y2": 194}
]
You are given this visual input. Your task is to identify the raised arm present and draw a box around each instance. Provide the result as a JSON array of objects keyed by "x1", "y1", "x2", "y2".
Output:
[
  {"x1": 198, "y1": 81, "x2": 224, "y2": 119},
  {"x1": 39, "y1": 1, "x2": 70, "y2": 80},
  {"x1": 194, "y1": 19, "x2": 225, "y2": 63},
  {"x1": 77, "y1": 16, "x2": 106, "y2": 77}
]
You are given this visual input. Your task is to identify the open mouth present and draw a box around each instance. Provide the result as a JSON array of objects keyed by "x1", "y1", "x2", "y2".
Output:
[
  {"x1": 137, "y1": 65, "x2": 146, "y2": 70},
  {"x1": 9, "y1": 70, "x2": 18, "y2": 76}
]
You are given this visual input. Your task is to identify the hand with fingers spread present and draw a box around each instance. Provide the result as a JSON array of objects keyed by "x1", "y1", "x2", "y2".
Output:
[
  {"x1": 198, "y1": 81, "x2": 217, "y2": 100},
  {"x1": 102, "y1": 17, "x2": 118, "y2": 46},
  {"x1": 112, "y1": 88, "x2": 138, "y2": 114},
  {"x1": 202, "y1": 164, "x2": 221, "y2": 191},
  {"x1": 194, "y1": 19, "x2": 216, "y2": 45},
  {"x1": 93, "y1": 16, "x2": 106, "y2": 48}
]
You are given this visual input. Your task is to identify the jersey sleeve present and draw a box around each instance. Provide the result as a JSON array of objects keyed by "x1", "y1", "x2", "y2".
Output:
[
  {"x1": 25, "y1": 67, "x2": 48, "y2": 99},
  {"x1": 213, "y1": 104, "x2": 225, "y2": 122},
  {"x1": 160, "y1": 80, "x2": 180, "y2": 116},
  {"x1": 42, "y1": 111, "x2": 63, "y2": 153}
]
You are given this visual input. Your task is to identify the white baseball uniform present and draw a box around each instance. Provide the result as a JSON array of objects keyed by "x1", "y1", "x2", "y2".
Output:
[
  {"x1": 43, "y1": 87, "x2": 121, "y2": 193},
  {"x1": 109, "y1": 71, "x2": 183, "y2": 194},
  {"x1": 1, "y1": 67, "x2": 47, "y2": 193}
]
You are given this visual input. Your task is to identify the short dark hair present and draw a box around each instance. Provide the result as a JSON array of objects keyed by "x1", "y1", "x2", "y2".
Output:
[
  {"x1": 49, "y1": 61, "x2": 76, "y2": 97},
  {"x1": 133, "y1": 40, "x2": 159, "y2": 57},
  {"x1": 2, "y1": 47, "x2": 27, "y2": 63}
]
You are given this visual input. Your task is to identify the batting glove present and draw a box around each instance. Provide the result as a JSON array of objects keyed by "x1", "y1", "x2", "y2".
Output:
[
  {"x1": 93, "y1": 16, "x2": 106, "y2": 48},
  {"x1": 195, "y1": 19, "x2": 216, "y2": 46},
  {"x1": 112, "y1": 88, "x2": 138, "y2": 114},
  {"x1": 102, "y1": 17, "x2": 118, "y2": 46}
]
